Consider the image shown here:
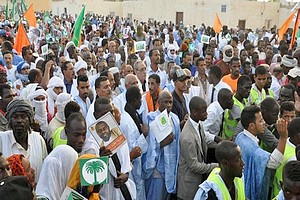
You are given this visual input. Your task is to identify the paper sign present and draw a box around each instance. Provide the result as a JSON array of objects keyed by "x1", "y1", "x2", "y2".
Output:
[
  {"x1": 134, "y1": 41, "x2": 146, "y2": 52},
  {"x1": 89, "y1": 112, "x2": 126, "y2": 154},
  {"x1": 188, "y1": 43, "x2": 196, "y2": 52},
  {"x1": 79, "y1": 157, "x2": 109, "y2": 186},
  {"x1": 201, "y1": 35, "x2": 210, "y2": 44},
  {"x1": 60, "y1": 187, "x2": 87, "y2": 200},
  {"x1": 150, "y1": 109, "x2": 172, "y2": 143},
  {"x1": 41, "y1": 44, "x2": 49, "y2": 56}
]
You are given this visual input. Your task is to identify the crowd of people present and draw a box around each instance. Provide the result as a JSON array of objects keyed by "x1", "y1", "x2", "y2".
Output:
[{"x1": 0, "y1": 11, "x2": 300, "y2": 200}]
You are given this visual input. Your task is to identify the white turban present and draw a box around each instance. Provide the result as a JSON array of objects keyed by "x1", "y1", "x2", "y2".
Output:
[
  {"x1": 47, "y1": 76, "x2": 65, "y2": 117},
  {"x1": 55, "y1": 93, "x2": 72, "y2": 122},
  {"x1": 222, "y1": 45, "x2": 233, "y2": 63},
  {"x1": 75, "y1": 60, "x2": 87, "y2": 76}
]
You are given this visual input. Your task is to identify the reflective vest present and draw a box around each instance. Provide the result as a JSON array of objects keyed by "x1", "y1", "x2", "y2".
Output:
[
  {"x1": 273, "y1": 141, "x2": 295, "y2": 197},
  {"x1": 222, "y1": 96, "x2": 248, "y2": 139},
  {"x1": 207, "y1": 168, "x2": 245, "y2": 200},
  {"x1": 249, "y1": 86, "x2": 266, "y2": 105},
  {"x1": 267, "y1": 89, "x2": 275, "y2": 99},
  {"x1": 52, "y1": 126, "x2": 67, "y2": 149}
]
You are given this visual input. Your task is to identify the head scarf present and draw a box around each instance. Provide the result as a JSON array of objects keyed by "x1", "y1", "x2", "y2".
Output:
[
  {"x1": 55, "y1": 93, "x2": 72, "y2": 122},
  {"x1": 35, "y1": 57, "x2": 44, "y2": 67},
  {"x1": 180, "y1": 43, "x2": 188, "y2": 52},
  {"x1": 64, "y1": 41, "x2": 76, "y2": 58},
  {"x1": 6, "y1": 99, "x2": 34, "y2": 127},
  {"x1": 67, "y1": 154, "x2": 100, "y2": 200},
  {"x1": 27, "y1": 86, "x2": 48, "y2": 133},
  {"x1": 7, "y1": 154, "x2": 26, "y2": 176},
  {"x1": 75, "y1": 60, "x2": 87, "y2": 76},
  {"x1": 36, "y1": 145, "x2": 78, "y2": 200},
  {"x1": 222, "y1": 45, "x2": 233, "y2": 63},
  {"x1": 16, "y1": 61, "x2": 30, "y2": 74},
  {"x1": 47, "y1": 76, "x2": 65, "y2": 117},
  {"x1": 167, "y1": 44, "x2": 177, "y2": 60}
]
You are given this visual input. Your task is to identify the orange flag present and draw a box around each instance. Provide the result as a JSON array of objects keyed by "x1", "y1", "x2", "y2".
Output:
[
  {"x1": 278, "y1": 10, "x2": 297, "y2": 41},
  {"x1": 14, "y1": 22, "x2": 30, "y2": 54},
  {"x1": 290, "y1": 9, "x2": 300, "y2": 50},
  {"x1": 24, "y1": 4, "x2": 36, "y2": 27},
  {"x1": 213, "y1": 14, "x2": 222, "y2": 33}
]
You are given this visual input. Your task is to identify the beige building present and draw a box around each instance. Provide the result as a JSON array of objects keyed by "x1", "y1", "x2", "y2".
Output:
[{"x1": 0, "y1": 0, "x2": 297, "y2": 30}]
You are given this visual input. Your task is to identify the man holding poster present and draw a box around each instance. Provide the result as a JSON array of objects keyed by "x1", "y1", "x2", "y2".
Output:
[{"x1": 144, "y1": 90, "x2": 181, "y2": 199}]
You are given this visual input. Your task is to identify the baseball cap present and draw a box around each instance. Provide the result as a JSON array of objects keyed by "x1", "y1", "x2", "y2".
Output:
[{"x1": 173, "y1": 68, "x2": 189, "y2": 81}]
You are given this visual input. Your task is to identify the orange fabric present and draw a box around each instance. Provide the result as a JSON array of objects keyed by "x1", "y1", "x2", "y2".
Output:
[
  {"x1": 222, "y1": 74, "x2": 240, "y2": 94},
  {"x1": 7, "y1": 154, "x2": 26, "y2": 176},
  {"x1": 23, "y1": 4, "x2": 36, "y2": 27},
  {"x1": 279, "y1": 10, "x2": 297, "y2": 41},
  {"x1": 67, "y1": 154, "x2": 100, "y2": 200},
  {"x1": 13, "y1": 22, "x2": 30, "y2": 55},
  {"x1": 213, "y1": 14, "x2": 222, "y2": 34},
  {"x1": 290, "y1": 9, "x2": 300, "y2": 50},
  {"x1": 145, "y1": 88, "x2": 161, "y2": 112}
]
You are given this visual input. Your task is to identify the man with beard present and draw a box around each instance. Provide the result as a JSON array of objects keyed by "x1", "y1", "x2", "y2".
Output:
[
  {"x1": 148, "y1": 49, "x2": 167, "y2": 89},
  {"x1": 0, "y1": 99, "x2": 48, "y2": 181},
  {"x1": 74, "y1": 75, "x2": 91, "y2": 118},
  {"x1": 95, "y1": 121, "x2": 121, "y2": 147},
  {"x1": 145, "y1": 74, "x2": 161, "y2": 112}
]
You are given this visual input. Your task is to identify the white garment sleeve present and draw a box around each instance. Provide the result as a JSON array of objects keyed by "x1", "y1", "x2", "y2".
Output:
[{"x1": 267, "y1": 148, "x2": 284, "y2": 169}]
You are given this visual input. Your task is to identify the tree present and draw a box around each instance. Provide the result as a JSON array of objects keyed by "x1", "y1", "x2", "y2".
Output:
[{"x1": 85, "y1": 160, "x2": 104, "y2": 185}]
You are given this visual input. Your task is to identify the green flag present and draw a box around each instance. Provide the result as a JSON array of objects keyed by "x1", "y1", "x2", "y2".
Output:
[
  {"x1": 21, "y1": 0, "x2": 27, "y2": 13},
  {"x1": 72, "y1": 5, "x2": 85, "y2": 47},
  {"x1": 44, "y1": 11, "x2": 50, "y2": 24},
  {"x1": 79, "y1": 156, "x2": 109, "y2": 186},
  {"x1": 10, "y1": 0, "x2": 18, "y2": 22},
  {"x1": 5, "y1": 0, "x2": 9, "y2": 20}
]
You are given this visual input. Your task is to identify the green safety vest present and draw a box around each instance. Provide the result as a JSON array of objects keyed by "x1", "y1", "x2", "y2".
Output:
[
  {"x1": 222, "y1": 96, "x2": 248, "y2": 139},
  {"x1": 267, "y1": 89, "x2": 275, "y2": 99},
  {"x1": 272, "y1": 141, "x2": 295, "y2": 198},
  {"x1": 249, "y1": 86, "x2": 266, "y2": 105},
  {"x1": 207, "y1": 168, "x2": 245, "y2": 200},
  {"x1": 52, "y1": 126, "x2": 67, "y2": 149}
]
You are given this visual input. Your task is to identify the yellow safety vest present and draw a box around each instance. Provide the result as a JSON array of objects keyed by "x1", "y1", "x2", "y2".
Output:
[
  {"x1": 222, "y1": 96, "x2": 248, "y2": 139},
  {"x1": 249, "y1": 86, "x2": 266, "y2": 105},
  {"x1": 207, "y1": 168, "x2": 245, "y2": 200},
  {"x1": 273, "y1": 141, "x2": 295, "y2": 197},
  {"x1": 52, "y1": 126, "x2": 67, "y2": 149}
]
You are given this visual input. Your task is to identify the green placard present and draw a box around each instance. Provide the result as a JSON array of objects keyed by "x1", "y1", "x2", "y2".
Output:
[{"x1": 79, "y1": 156, "x2": 109, "y2": 186}]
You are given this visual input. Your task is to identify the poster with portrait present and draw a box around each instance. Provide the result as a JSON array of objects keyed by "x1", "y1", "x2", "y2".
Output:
[{"x1": 89, "y1": 112, "x2": 126, "y2": 154}]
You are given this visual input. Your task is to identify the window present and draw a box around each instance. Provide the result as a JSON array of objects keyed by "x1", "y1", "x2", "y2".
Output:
[{"x1": 221, "y1": 5, "x2": 226, "y2": 13}]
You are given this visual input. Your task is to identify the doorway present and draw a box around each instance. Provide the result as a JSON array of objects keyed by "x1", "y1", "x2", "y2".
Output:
[{"x1": 176, "y1": 12, "x2": 183, "y2": 26}]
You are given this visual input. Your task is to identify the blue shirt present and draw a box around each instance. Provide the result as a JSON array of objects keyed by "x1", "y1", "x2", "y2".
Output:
[{"x1": 64, "y1": 78, "x2": 73, "y2": 94}]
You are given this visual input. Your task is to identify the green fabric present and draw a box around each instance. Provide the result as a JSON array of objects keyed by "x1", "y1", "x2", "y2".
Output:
[
  {"x1": 273, "y1": 141, "x2": 295, "y2": 197},
  {"x1": 21, "y1": 0, "x2": 27, "y2": 14},
  {"x1": 5, "y1": 0, "x2": 9, "y2": 20},
  {"x1": 52, "y1": 126, "x2": 67, "y2": 149},
  {"x1": 72, "y1": 5, "x2": 85, "y2": 47},
  {"x1": 222, "y1": 96, "x2": 247, "y2": 139},
  {"x1": 249, "y1": 87, "x2": 266, "y2": 105}
]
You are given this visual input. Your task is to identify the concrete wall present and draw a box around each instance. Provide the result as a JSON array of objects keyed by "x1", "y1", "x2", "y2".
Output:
[
  {"x1": 26, "y1": 0, "x2": 52, "y2": 12},
  {"x1": 122, "y1": 0, "x2": 281, "y2": 29},
  {"x1": 0, "y1": 0, "x2": 297, "y2": 30}
]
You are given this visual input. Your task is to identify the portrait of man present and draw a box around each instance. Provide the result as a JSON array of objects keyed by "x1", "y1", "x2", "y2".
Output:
[{"x1": 95, "y1": 120, "x2": 122, "y2": 146}]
